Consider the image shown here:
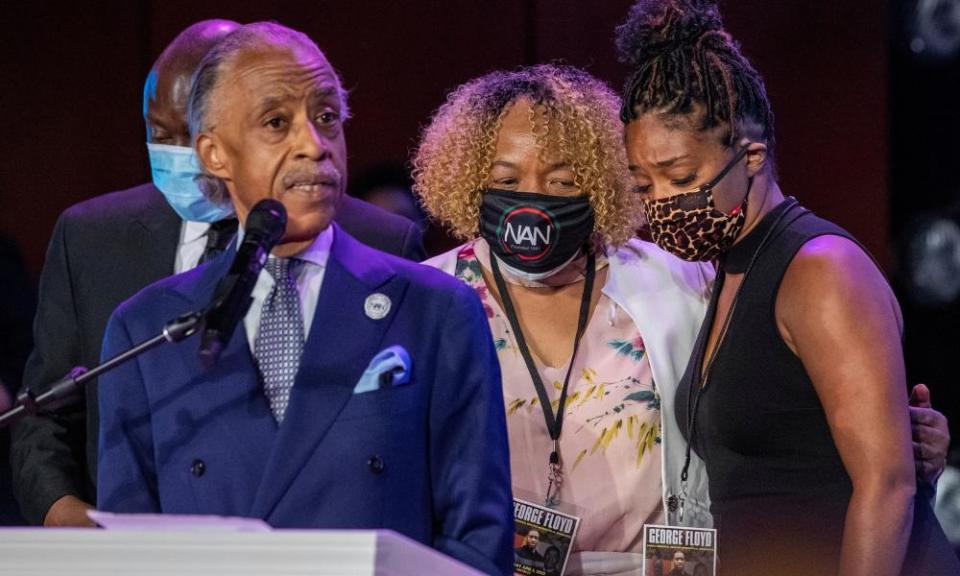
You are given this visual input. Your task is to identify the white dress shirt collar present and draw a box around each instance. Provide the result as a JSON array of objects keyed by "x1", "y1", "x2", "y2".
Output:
[
  {"x1": 242, "y1": 225, "x2": 335, "y2": 351},
  {"x1": 174, "y1": 220, "x2": 212, "y2": 274},
  {"x1": 234, "y1": 221, "x2": 333, "y2": 268},
  {"x1": 182, "y1": 220, "x2": 210, "y2": 244},
  {"x1": 283, "y1": 223, "x2": 333, "y2": 269}
]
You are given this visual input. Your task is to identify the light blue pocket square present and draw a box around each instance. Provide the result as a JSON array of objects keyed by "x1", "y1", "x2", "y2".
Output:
[{"x1": 353, "y1": 345, "x2": 412, "y2": 394}]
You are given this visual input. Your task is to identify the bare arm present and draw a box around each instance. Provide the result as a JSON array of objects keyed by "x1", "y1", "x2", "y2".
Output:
[{"x1": 777, "y1": 235, "x2": 914, "y2": 576}]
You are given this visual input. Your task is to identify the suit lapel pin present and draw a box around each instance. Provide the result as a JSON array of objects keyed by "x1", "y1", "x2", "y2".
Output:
[{"x1": 364, "y1": 293, "x2": 391, "y2": 320}]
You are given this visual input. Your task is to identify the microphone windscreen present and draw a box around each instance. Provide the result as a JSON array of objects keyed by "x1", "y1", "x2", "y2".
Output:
[{"x1": 245, "y1": 198, "x2": 287, "y2": 244}]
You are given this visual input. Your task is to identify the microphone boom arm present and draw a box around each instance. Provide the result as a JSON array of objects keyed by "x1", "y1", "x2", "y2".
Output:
[{"x1": 0, "y1": 312, "x2": 204, "y2": 429}]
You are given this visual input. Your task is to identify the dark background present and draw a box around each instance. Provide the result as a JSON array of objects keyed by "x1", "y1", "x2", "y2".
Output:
[
  {"x1": 0, "y1": 0, "x2": 956, "y2": 484},
  {"x1": 889, "y1": 0, "x2": 960, "y2": 447},
  {"x1": 0, "y1": 0, "x2": 891, "y2": 272}
]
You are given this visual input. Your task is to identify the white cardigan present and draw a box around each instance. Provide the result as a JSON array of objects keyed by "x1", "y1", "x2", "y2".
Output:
[{"x1": 424, "y1": 238, "x2": 716, "y2": 528}]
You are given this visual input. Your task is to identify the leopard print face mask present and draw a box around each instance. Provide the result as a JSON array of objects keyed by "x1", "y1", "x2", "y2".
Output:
[
  {"x1": 640, "y1": 145, "x2": 752, "y2": 262},
  {"x1": 642, "y1": 188, "x2": 748, "y2": 261}
]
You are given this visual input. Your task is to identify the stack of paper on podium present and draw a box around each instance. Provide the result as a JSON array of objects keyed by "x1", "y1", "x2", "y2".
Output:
[{"x1": 0, "y1": 512, "x2": 483, "y2": 575}]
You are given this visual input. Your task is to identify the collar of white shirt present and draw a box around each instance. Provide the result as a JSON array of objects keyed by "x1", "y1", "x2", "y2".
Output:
[
  {"x1": 284, "y1": 224, "x2": 333, "y2": 269},
  {"x1": 183, "y1": 220, "x2": 211, "y2": 244},
  {"x1": 234, "y1": 221, "x2": 333, "y2": 269},
  {"x1": 242, "y1": 225, "x2": 335, "y2": 350},
  {"x1": 174, "y1": 220, "x2": 213, "y2": 274}
]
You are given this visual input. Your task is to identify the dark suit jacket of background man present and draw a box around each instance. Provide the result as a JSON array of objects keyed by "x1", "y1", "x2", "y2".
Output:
[{"x1": 9, "y1": 182, "x2": 425, "y2": 525}]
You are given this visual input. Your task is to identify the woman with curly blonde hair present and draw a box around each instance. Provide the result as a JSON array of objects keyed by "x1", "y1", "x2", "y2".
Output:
[{"x1": 417, "y1": 64, "x2": 715, "y2": 575}]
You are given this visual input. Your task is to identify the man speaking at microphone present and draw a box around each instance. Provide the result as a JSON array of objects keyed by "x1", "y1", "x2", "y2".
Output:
[
  {"x1": 96, "y1": 22, "x2": 512, "y2": 575},
  {"x1": 13, "y1": 19, "x2": 425, "y2": 530}
]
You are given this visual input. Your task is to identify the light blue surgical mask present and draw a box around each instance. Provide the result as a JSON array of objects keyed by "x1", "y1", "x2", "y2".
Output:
[{"x1": 147, "y1": 142, "x2": 235, "y2": 223}]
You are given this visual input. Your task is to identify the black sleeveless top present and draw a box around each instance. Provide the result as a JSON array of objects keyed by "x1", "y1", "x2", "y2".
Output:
[
  {"x1": 675, "y1": 199, "x2": 958, "y2": 576},
  {"x1": 676, "y1": 199, "x2": 858, "y2": 574}
]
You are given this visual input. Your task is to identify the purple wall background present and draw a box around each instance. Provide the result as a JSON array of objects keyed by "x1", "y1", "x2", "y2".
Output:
[{"x1": 0, "y1": 0, "x2": 889, "y2": 276}]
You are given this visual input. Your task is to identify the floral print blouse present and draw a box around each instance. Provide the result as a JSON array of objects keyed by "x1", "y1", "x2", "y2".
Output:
[{"x1": 455, "y1": 239, "x2": 664, "y2": 553}]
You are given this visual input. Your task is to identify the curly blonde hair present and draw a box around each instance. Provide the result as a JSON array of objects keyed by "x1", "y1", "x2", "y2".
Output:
[{"x1": 412, "y1": 64, "x2": 641, "y2": 247}]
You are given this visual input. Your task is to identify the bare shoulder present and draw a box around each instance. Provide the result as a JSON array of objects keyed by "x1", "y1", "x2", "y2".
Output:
[
  {"x1": 783, "y1": 234, "x2": 892, "y2": 300},
  {"x1": 777, "y1": 234, "x2": 902, "y2": 348}
]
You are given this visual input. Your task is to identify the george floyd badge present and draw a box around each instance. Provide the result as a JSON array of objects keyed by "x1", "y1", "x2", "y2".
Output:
[
  {"x1": 513, "y1": 497, "x2": 580, "y2": 576},
  {"x1": 642, "y1": 524, "x2": 718, "y2": 576}
]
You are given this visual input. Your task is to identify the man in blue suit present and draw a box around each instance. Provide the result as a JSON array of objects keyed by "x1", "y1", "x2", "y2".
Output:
[
  {"x1": 12, "y1": 19, "x2": 426, "y2": 530},
  {"x1": 97, "y1": 22, "x2": 513, "y2": 575}
]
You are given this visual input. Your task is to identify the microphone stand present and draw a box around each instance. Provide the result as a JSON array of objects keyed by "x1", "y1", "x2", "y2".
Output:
[
  {"x1": 0, "y1": 199, "x2": 286, "y2": 430},
  {"x1": 0, "y1": 311, "x2": 204, "y2": 429}
]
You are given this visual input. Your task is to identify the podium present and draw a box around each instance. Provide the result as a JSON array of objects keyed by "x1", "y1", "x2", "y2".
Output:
[{"x1": 0, "y1": 529, "x2": 484, "y2": 575}]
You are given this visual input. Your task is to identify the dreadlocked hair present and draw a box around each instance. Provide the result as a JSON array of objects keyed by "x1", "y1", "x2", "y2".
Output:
[{"x1": 616, "y1": 0, "x2": 776, "y2": 157}]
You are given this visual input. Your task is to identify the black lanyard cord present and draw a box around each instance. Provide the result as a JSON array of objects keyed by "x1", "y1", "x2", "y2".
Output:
[
  {"x1": 680, "y1": 199, "x2": 806, "y2": 483},
  {"x1": 490, "y1": 248, "x2": 596, "y2": 464}
]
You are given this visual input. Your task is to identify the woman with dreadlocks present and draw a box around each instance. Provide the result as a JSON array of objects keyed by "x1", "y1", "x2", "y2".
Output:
[{"x1": 616, "y1": 1, "x2": 958, "y2": 575}]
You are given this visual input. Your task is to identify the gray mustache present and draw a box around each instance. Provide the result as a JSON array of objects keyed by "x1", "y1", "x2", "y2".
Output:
[{"x1": 282, "y1": 169, "x2": 341, "y2": 189}]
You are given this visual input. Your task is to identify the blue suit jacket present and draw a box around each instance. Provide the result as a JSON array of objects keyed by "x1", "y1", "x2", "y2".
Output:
[{"x1": 97, "y1": 225, "x2": 512, "y2": 575}]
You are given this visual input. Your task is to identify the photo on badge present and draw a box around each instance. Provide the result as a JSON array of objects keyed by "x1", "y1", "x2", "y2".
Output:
[
  {"x1": 641, "y1": 524, "x2": 717, "y2": 576},
  {"x1": 513, "y1": 497, "x2": 581, "y2": 576}
]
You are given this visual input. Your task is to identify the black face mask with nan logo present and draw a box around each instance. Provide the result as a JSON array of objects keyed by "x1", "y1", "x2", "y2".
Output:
[{"x1": 479, "y1": 188, "x2": 594, "y2": 274}]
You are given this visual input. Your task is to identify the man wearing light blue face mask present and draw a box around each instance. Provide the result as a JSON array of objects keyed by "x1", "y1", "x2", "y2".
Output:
[
  {"x1": 142, "y1": 20, "x2": 243, "y2": 274},
  {"x1": 146, "y1": 143, "x2": 235, "y2": 224},
  {"x1": 11, "y1": 19, "x2": 425, "y2": 528}
]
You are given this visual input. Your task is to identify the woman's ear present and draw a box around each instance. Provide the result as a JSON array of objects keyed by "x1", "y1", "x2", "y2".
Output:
[{"x1": 742, "y1": 140, "x2": 768, "y2": 177}]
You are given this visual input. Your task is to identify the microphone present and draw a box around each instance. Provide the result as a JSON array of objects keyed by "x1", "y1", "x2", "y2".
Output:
[{"x1": 198, "y1": 198, "x2": 287, "y2": 367}]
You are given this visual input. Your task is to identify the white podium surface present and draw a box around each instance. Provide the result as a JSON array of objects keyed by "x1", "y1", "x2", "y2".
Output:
[{"x1": 0, "y1": 529, "x2": 485, "y2": 576}]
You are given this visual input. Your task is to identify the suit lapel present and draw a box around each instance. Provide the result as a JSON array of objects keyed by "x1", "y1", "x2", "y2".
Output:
[
  {"x1": 131, "y1": 184, "x2": 181, "y2": 281},
  {"x1": 249, "y1": 226, "x2": 406, "y2": 520}
]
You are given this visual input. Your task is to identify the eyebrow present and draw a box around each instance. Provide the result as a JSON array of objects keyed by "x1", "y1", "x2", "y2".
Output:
[
  {"x1": 145, "y1": 111, "x2": 184, "y2": 130},
  {"x1": 256, "y1": 94, "x2": 295, "y2": 114},
  {"x1": 655, "y1": 155, "x2": 690, "y2": 167},
  {"x1": 628, "y1": 155, "x2": 692, "y2": 172},
  {"x1": 312, "y1": 86, "x2": 339, "y2": 99},
  {"x1": 255, "y1": 86, "x2": 341, "y2": 111},
  {"x1": 490, "y1": 160, "x2": 572, "y2": 170}
]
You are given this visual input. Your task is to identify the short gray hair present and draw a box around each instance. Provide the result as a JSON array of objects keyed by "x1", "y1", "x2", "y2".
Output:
[{"x1": 188, "y1": 22, "x2": 350, "y2": 204}]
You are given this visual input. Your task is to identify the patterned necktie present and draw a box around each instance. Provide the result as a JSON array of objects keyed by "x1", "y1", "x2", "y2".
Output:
[
  {"x1": 199, "y1": 218, "x2": 239, "y2": 265},
  {"x1": 254, "y1": 257, "x2": 305, "y2": 422}
]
